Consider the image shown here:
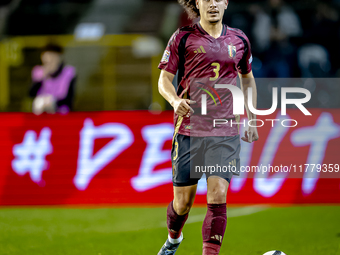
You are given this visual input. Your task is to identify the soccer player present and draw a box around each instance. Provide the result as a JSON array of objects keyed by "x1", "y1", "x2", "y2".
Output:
[{"x1": 157, "y1": 0, "x2": 259, "y2": 255}]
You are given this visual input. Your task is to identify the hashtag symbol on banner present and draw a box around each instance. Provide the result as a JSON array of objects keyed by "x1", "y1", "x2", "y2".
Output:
[{"x1": 12, "y1": 128, "x2": 53, "y2": 184}]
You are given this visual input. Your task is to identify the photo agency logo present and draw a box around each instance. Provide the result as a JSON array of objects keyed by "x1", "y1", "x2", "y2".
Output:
[{"x1": 196, "y1": 83, "x2": 312, "y2": 128}]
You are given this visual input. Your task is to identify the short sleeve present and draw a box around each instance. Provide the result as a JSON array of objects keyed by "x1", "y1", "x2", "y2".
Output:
[
  {"x1": 158, "y1": 29, "x2": 181, "y2": 75},
  {"x1": 237, "y1": 34, "x2": 253, "y2": 75}
]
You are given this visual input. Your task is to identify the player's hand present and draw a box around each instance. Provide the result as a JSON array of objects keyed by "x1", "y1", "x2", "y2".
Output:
[
  {"x1": 172, "y1": 98, "x2": 196, "y2": 117},
  {"x1": 43, "y1": 62, "x2": 58, "y2": 78},
  {"x1": 241, "y1": 126, "x2": 259, "y2": 143}
]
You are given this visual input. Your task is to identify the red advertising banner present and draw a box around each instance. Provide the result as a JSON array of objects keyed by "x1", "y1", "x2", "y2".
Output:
[{"x1": 0, "y1": 109, "x2": 339, "y2": 206}]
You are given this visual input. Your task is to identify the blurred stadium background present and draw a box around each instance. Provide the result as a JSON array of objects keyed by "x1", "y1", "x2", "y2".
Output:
[{"x1": 0, "y1": 0, "x2": 340, "y2": 254}]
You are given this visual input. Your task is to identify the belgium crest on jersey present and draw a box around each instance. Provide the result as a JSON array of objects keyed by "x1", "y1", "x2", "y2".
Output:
[{"x1": 227, "y1": 44, "x2": 236, "y2": 59}]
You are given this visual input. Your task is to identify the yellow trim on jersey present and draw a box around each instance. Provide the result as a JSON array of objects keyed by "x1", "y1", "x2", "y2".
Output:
[{"x1": 173, "y1": 116, "x2": 184, "y2": 141}]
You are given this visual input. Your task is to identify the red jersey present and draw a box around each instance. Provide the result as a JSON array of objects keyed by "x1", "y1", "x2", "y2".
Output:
[{"x1": 158, "y1": 23, "x2": 252, "y2": 137}]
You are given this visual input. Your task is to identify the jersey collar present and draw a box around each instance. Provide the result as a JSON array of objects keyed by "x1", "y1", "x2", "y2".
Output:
[{"x1": 197, "y1": 22, "x2": 228, "y2": 37}]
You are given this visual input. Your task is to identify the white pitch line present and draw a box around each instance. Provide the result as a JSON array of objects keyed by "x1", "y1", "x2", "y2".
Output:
[{"x1": 161, "y1": 205, "x2": 269, "y2": 226}]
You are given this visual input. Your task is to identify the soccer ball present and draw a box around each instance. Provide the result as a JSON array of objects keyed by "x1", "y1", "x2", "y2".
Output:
[{"x1": 263, "y1": 251, "x2": 286, "y2": 255}]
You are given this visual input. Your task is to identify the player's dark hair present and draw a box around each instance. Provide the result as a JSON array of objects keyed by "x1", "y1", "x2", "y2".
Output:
[
  {"x1": 178, "y1": 0, "x2": 200, "y2": 20},
  {"x1": 42, "y1": 44, "x2": 63, "y2": 54}
]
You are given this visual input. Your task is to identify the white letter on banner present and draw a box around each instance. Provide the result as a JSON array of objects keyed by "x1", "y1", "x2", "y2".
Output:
[
  {"x1": 131, "y1": 123, "x2": 173, "y2": 192},
  {"x1": 291, "y1": 112, "x2": 340, "y2": 195},
  {"x1": 12, "y1": 127, "x2": 53, "y2": 184},
  {"x1": 74, "y1": 119, "x2": 134, "y2": 190},
  {"x1": 254, "y1": 114, "x2": 290, "y2": 197},
  {"x1": 230, "y1": 120, "x2": 254, "y2": 192}
]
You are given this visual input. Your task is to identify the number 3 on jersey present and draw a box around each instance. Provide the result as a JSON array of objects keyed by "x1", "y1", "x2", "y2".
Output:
[{"x1": 209, "y1": 62, "x2": 220, "y2": 81}]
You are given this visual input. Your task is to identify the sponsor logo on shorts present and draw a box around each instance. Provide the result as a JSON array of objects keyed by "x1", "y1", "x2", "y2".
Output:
[{"x1": 229, "y1": 159, "x2": 236, "y2": 167}]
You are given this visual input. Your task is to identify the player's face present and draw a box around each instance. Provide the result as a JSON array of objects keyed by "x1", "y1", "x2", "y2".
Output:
[{"x1": 197, "y1": 0, "x2": 228, "y2": 24}]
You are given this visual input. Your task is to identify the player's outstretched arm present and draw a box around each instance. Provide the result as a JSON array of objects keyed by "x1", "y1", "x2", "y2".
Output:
[
  {"x1": 239, "y1": 71, "x2": 259, "y2": 143},
  {"x1": 158, "y1": 70, "x2": 195, "y2": 117}
]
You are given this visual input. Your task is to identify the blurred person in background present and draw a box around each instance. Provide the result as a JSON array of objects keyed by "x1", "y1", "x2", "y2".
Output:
[
  {"x1": 300, "y1": 2, "x2": 340, "y2": 77},
  {"x1": 29, "y1": 44, "x2": 76, "y2": 115},
  {"x1": 251, "y1": 0, "x2": 302, "y2": 77}
]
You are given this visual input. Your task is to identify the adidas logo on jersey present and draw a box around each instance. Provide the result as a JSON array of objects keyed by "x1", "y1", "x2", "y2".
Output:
[{"x1": 194, "y1": 46, "x2": 206, "y2": 54}]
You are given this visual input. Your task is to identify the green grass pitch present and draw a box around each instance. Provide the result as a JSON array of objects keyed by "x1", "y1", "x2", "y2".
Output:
[{"x1": 0, "y1": 206, "x2": 339, "y2": 255}]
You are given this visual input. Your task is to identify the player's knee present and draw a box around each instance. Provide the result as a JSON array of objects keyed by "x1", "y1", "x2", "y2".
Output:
[
  {"x1": 207, "y1": 188, "x2": 227, "y2": 204},
  {"x1": 173, "y1": 199, "x2": 192, "y2": 215}
]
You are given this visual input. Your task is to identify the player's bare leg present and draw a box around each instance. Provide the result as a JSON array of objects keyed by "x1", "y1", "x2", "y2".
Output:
[
  {"x1": 158, "y1": 185, "x2": 197, "y2": 255},
  {"x1": 173, "y1": 184, "x2": 197, "y2": 215},
  {"x1": 202, "y1": 177, "x2": 229, "y2": 255}
]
